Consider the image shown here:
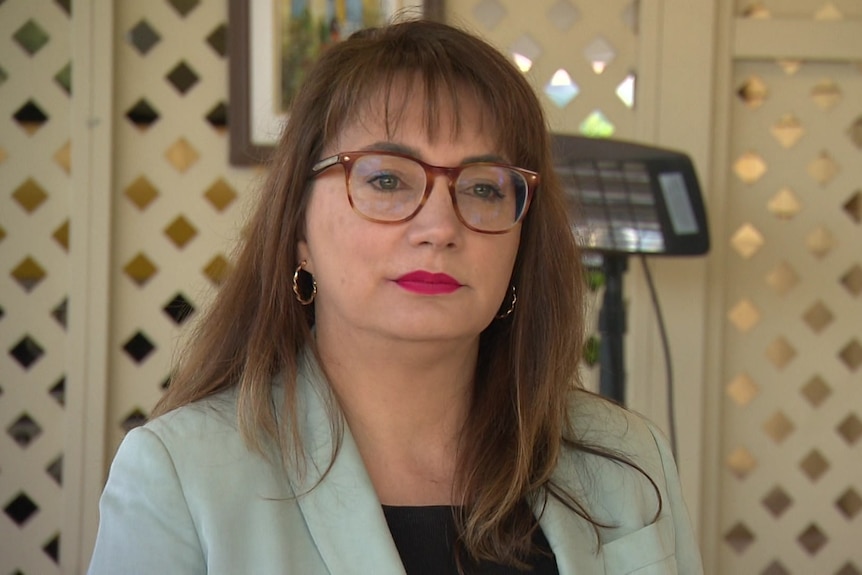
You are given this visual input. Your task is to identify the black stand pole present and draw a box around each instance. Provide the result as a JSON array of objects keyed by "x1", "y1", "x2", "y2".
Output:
[{"x1": 598, "y1": 255, "x2": 628, "y2": 404}]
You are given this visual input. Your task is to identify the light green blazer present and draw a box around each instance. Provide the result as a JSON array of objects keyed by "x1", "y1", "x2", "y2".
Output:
[{"x1": 88, "y1": 355, "x2": 703, "y2": 574}]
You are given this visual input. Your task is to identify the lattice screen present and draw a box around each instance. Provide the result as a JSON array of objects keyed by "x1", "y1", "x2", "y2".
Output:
[
  {"x1": 0, "y1": 0, "x2": 71, "y2": 573},
  {"x1": 108, "y1": 0, "x2": 259, "y2": 459},
  {"x1": 721, "y1": 3, "x2": 862, "y2": 574}
]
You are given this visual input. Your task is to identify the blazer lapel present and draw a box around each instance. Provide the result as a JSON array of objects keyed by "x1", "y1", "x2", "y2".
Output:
[{"x1": 286, "y1": 355, "x2": 406, "y2": 575}]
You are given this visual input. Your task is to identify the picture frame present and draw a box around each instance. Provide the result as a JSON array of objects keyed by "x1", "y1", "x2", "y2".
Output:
[{"x1": 228, "y1": 0, "x2": 445, "y2": 166}]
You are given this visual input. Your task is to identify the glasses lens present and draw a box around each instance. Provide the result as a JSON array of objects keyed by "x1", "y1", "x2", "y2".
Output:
[
  {"x1": 456, "y1": 166, "x2": 528, "y2": 232},
  {"x1": 349, "y1": 155, "x2": 425, "y2": 221}
]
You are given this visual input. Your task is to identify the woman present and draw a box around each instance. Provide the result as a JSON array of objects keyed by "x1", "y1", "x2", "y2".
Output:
[{"x1": 89, "y1": 19, "x2": 702, "y2": 574}]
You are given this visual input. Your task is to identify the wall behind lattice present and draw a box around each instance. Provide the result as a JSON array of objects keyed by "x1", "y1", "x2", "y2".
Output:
[{"x1": 720, "y1": 3, "x2": 862, "y2": 574}]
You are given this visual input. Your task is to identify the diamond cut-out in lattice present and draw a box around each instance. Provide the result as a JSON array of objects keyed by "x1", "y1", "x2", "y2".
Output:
[
  {"x1": 583, "y1": 36, "x2": 615, "y2": 74},
  {"x1": 126, "y1": 99, "x2": 160, "y2": 130},
  {"x1": 123, "y1": 331, "x2": 155, "y2": 364},
  {"x1": 51, "y1": 221, "x2": 69, "y2": 253},
  {"x1": 55, "y1": 62, "x2": 71, "y2": 95},
  {"x1": 841, "y1": 265, "x2": 862, "y2": 297},
  {"x1": 616, "y1": 74, "x2": 635, "y2": 108},
  {"x1": 206, "y1": 23, "x2": 227, "y2": 57},
  {"x1": 43, "y1": 533, "x2": 59, "y2": 564},
  {"x1": 836, "y1": 488, "x2": 862, "y2": 520},
  {"x1": 128, "y1": 20, "x2": 161, "y2": 55},
  {"x1": 545, "y1": 69, "x2": 579, "y2": 108},
  {"x1": 7, "y1": 413, "x2": 42, "y2": 448},
  {"x1": 547, "y1": 0, "x2": 579, "y2": 32},
  {"x1": 12, "y1": 256, "x2": 47, "y2": 292},
  {"x1": 837, "y1": 563, "x2": 862, "y2": 575},
  {"x1": 163, "y1": 292, "x2": 195, "y2": 325},
  {"x1": 768, "y1": 187, "x2": 801, "y2": 219},
  {"x1": 724, "y1": 522, "x2": 755, "y2": 553},
  {"x1": 121, "y1": 408, "x2": 148, "y2": 433},
  {"x1": 46, "y1": 455, "x2": 62, "y2": 485},
  {"x1": 4, "y1": 492, "x2": 39, "y2": 526},
  {"x1": 49, "y1": 377, "x2": 65, "y2": 405},
  {"x1": 800, "y1": 450, "x2": 830, "y2": 482},
  {"x1": 815, "y1": 1, "x2": 844, "y2": 20},
  {"x1": 848, "y1": 116, "x2": 862, "y2": 149},
  {"x1": 837, "y1": 414, "x2": 862, "y2": 445},
  {"x1": 510, "y1": 34, "x2": 541, "y2": 73},
  {"x1": 166, "y1": 61, "x2": 199, "y2": 95},
  {"x1": 777, "y1": 60, "x2": 801, "y2": 76},
  {"x1": 762, "y1": 561, "x2": 790, "y2": 575},
  {"x1": 203, "y1": 254, "x2": 230, "y2": 286},
  {"x1": 763, "y1": 411, "x2": 795, "y2": 443},
  {"x1": 807, "y1": 226, "x2": 835, "y2": 259},
  {"x1": 771, "y1": 114, "x2": 804, "y2": 148},
  {"x1": 13, "y1": 178, "x2": 48, "y2": 212},
  {"x1": 801, "y1": 376, "x2": 831, "y2": 407},
  {"x1": 473, "y1": 0, "x2": 506, "y2": 30},
  {"x1": 55, "y1": 0, "x2": 71, "y2": 16},
  {"x1": 737, "y1": 75, "x2": 767, "y2": 108},
  {"x1": 51, "y1": 297, "x2": 68, "y2": 328},
  {"x1": 733, "y1": 152, "x2": 767, "y2": 183},
  {"x1": 164, "y1": 215, "x2": 198, "y2": 249},
  {"x1": 14, "y1": 19, "x2": 50, "y2": 55},
  {"x1": 206, "y1": 102, "x2": 227, "y2": 131},
  {"x1": 10, "y1": 335, "x2": 44, "y2": 369},
  {"x1": 797, "y1": 523, "x2": 827, "y2": 555},
  {"x1": 123, "y1": 253, "x2": 158, "y2": 286},
  {"x1": 726, "y1": 373, "x2": 758, "y2": 407},
  {"x1": 0, "y1": 224, "x2": 6, "y2": 243},
  {"x1": 811, "y1": 79, "x2": 841, "y2": 110},
  {"x1": 740, "y1": 2, "x2": 770, "y2": 18},
  {"x1": 14, "y1": 99, "x2": 49, "y2": 135},
  {"x1": 808, "y1": 151, "x2": 839, "y2": 186},
  {"x1": 728, "y1": 298, "x2": 760, "y2": 333},
  {"x1": 580, "y1": 110, "x2": 615, "y2": 137},
  {"x1": 731, "y1": 223, "x2": 764, "y2": 259},
  {"x1": 54, "y1": 140, "x2": 71, "y2": 174},
  {"x1": 125, "y1": 176, "x2": 159, "y2": 210},
  {"x1": 803, "y1": 301, "x2": 833, "y2": 333},
  {"x1": 762, "y1": 485, "x2": 792, "y2": 517},
  {"x1": 727, "y1": 446, "x2": 757, "y2": 479},
  {"x1": 168, "y1": 0, "x2": 200, "y2": 17},
  {"x1": 766, "y1": 337, "x2": 796, "y2": 370},
  {"x1": 0, "y1": 65, "x2": 8, "y2": 87},
  {"x1": 204, "y1": 178, "x2": 237, "y2": 212},
  {"x1": 838, "y1": 339, "x2": 862, "y2": 372},
  {"x1": 844, "y1": 191, "x2": 862, "y2": 223},
  {"x1": 165, "y1": 137, "x2": 199, "y2": 172}
]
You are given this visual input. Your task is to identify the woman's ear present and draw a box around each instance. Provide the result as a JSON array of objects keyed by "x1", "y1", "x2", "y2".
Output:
[{"x1": 296, "y1": 240, "x2": 313, "y2": 274}]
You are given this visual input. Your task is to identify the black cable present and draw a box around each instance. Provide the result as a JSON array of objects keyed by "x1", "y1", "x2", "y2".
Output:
[{"x1": 638, "y1": 255, "x2": 678, "y2": 459}]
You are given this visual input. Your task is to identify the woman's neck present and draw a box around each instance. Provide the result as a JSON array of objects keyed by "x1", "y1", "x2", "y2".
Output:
[{"x1": 314, "y1": 326, "x2": 477, "y2": 505}]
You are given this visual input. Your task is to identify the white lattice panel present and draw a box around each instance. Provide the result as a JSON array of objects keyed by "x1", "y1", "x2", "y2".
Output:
[
  {"x1": 108, "y1": 0, "x2": 259, "y2": 458},
  {"x1": 720, "y1": 54, "x2": 862, "y2": 575},
  {"x1": 0, "y1": 0, "x2": 71, "y2": 573}
]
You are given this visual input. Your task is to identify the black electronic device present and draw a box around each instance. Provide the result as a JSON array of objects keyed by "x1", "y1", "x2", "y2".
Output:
[{"x1": 551, "y1": 134, "x2": 710, "y2": 405}]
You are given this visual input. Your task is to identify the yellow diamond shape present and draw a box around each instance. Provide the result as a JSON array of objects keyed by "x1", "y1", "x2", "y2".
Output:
[
  {"x1": 727, "y1": 447, "x2": 757, "y2": 479},
  {"x1": 768, "y1": 187, "x2": 801, "y2": 219},
  {"x1": 731, "y1": 223, "x2": 764, "y2": 259},
  {"x1": 728, "y1": 298, "x2": 761, "y2": 333},
  {"x1": 770, "y1": 114, "x2": 804, "y2": 148},
  {"x1": 13, "y1": 178, "x2": 48, "y2": 213},
  {"x1": 733, "y1": 152, "x2": 767, "y2": 184},
  {"x1": 124, "y1": 176, "x2": 159, "y2": 210},
  {"x1": 806, "y1": 226, "x2": 835, "y2": 259},
  {"x1": 726, "y1": 373, "x2": 758, "y2": 407},
  {"x1": 165, "y1": 137, "x2": 199, "y2": 173},
  {"x1": 811, "y1": 79, "x2": 841, "y2": 110},
  {"x1": 763, "y1": 411, "x2": 795, "y2": 443},
  {"x1": 0, "y1": 146, "x2": 8, "y2": 164},
  {"x1": 203, "y1": 254, "x2": 230, "y2": 286},
  {"x1": 204, "y1": 178, "x2": 237, "y2": 212},
  {"x1": 53, "y1": 220, "x2": 70, "y2": 251},
  {"x1": 12, "y1": 256, "x2": 47, "y2": 292},
  {"x1": 807, "y1": 151, "x2": 839, "y2": 186},
  {"x1": 164, "y1": 215, "x2": 197, "y2": 249},
  {"x1": 766, "y1": 337, "x2": 797, "y2": 370},
  {"x1": 54, "y1": 140, "x2": 71, "y2": 174},
  {"x1": 765, "y1": 261, "x2": 798, "y2": 294},
  {"x1": 124, "y1": 253, "x2": 158, "y2": 286}
]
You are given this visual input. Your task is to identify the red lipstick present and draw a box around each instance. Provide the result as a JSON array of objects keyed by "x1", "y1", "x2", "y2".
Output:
[{"x1": 395, "y1": 271, "x2": 462, "y2": 295}]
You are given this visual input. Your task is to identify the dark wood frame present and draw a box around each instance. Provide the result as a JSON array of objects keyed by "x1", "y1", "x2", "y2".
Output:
[{"x1": 229, "y1": 0, "x2": 445, "y2": 166}]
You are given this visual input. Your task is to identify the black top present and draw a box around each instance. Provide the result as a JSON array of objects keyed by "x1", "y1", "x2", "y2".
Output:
[{"x1": 382, "y1": 505, "x2": 560, "y2": 575}]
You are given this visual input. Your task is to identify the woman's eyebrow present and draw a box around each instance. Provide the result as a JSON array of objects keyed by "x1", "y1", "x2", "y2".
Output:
[{"x1": 359, "y1": 142, "x2": 506, "y2": 166}]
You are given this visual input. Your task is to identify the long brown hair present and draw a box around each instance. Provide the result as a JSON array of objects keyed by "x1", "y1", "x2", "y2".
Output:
[{"x1": 154, "y1": 19, "x2": 640, "y2": 567}]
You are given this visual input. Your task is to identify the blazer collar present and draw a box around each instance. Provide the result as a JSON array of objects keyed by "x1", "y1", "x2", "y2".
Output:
[{"x1": 287, "y1": 352, "x2": 605, "y2": 575}]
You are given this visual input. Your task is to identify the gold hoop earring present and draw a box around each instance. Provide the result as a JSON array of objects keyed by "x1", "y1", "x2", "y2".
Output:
[
  {"x1": 293, "y1": 260, "x2": 317, "y2": 305},
  {"x1": 496, "y1": 285, "x2": 517, "y2": 319}
]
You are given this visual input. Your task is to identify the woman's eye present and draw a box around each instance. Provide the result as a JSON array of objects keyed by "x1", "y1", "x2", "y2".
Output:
[
  {"x1": 368, "y1": 174, "x2": 401, "y2": 190},
  {"x1": 470, "y1": 183, "x2": 503, "y2": 200}
]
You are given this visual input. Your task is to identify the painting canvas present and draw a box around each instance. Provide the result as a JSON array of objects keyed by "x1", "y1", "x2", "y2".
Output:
[{"x1": 229, "y1": 0, "x2": 440, "y2": 166}]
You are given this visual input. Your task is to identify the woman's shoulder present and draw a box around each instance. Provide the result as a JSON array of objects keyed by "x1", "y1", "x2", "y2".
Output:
[{"x1": 568, "y1": 390, "x2": 665, "y2": 458}]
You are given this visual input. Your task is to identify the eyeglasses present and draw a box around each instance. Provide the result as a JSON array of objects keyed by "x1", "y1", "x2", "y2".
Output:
[{"x1": 311, "y1": 151, "x2": 538, "y2": 234}]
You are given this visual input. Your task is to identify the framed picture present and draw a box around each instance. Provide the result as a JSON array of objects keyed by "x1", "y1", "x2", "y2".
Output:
[{"x1": 229, "y1": 0, "x2": 444, "y2": 166}]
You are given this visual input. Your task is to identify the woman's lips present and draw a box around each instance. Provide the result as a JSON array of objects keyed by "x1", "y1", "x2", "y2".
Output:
[{"x1": 395, "y1": 271, "x2": 462, "y2": 295}]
